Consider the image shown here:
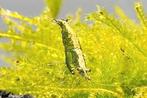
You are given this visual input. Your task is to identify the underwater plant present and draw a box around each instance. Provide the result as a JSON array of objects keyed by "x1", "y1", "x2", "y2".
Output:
[{"x1": 0, "y1": 0, "x2": 146, "y2": 98}]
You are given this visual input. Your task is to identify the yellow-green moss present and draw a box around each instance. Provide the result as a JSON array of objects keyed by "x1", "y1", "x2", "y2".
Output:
[{"x1": 0, "y1": 1, "x2": 146, "y2": 98}]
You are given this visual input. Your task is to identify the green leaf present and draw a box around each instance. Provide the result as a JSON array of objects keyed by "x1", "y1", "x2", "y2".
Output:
[{"x1": 44, "y1": 0, "x2": 63, "y2": 18}]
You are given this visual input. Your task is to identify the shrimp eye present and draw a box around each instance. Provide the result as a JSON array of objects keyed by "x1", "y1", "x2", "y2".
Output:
[{"x1": 99, "y1": 11, "x2": 104, "y2": 15}]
